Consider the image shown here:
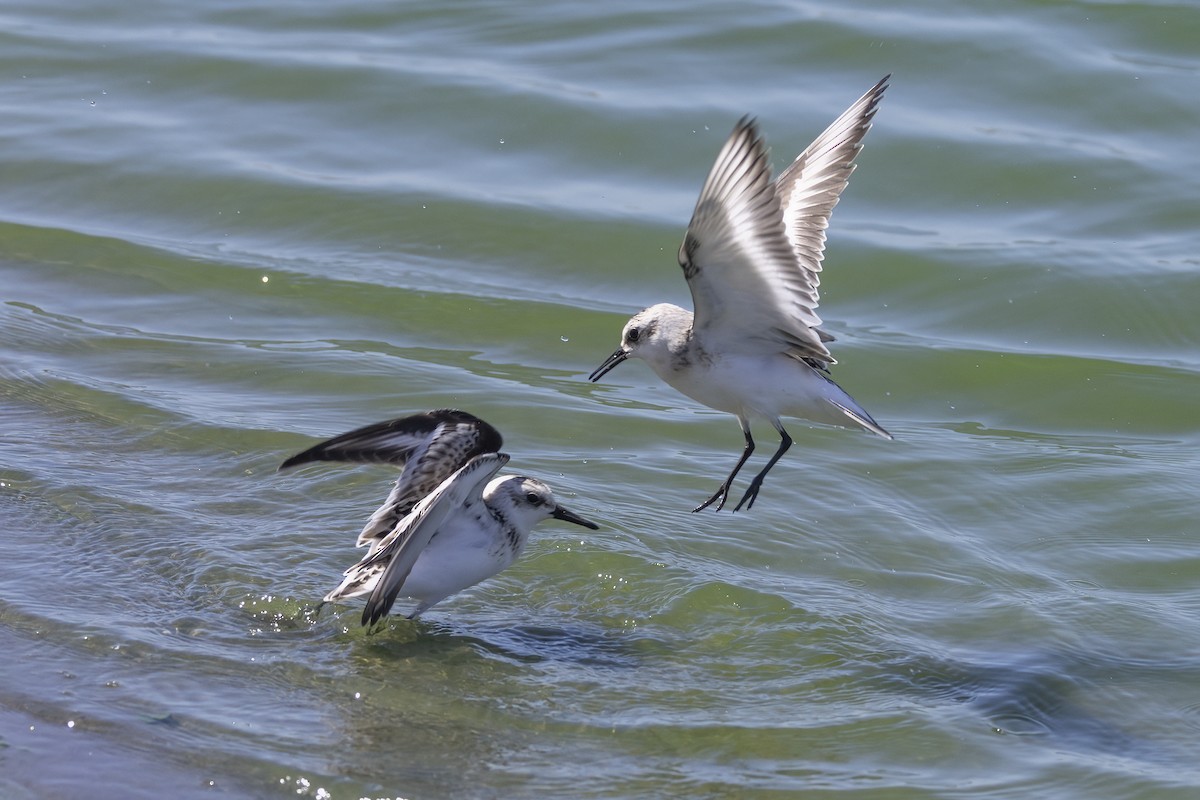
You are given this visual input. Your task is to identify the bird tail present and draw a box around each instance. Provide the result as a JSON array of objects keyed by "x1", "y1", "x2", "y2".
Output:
[
  {"x1": 828, "y1": 398, "x2": 893, "y2": 440},
  {"x1": 323, "y1": 562, "x2": 384, "y2": 603},
  {"x1": 809, "y1": 368, "x2": 893, "y2": 439}
]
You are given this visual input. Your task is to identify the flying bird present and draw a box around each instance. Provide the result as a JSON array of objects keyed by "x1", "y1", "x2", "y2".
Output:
[{"x1": 590, "y1": 77, "x2": 893, "y2": 512}]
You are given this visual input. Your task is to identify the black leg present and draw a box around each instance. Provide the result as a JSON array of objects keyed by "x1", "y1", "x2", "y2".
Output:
[
  {"x1": 693, "y1": 421, "x2": 754, "y2": 513},
  {"x1": 734, "y1": 424, "x2": 792, "y2": 511}
]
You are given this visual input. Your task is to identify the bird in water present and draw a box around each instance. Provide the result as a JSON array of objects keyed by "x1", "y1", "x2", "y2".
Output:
[
  {"x1": 279, "y1": 409, "x2": 598, "y2": 626},
  {"x1": 590, "y1": 76, "x2": 893, "y2": 512}
]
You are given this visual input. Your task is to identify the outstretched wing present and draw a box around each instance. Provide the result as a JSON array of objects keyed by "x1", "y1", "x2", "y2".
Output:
[
  {"x1": 279, "y1": 409, "x2": 503, "y2": 550},
  {"x1": 359, "y1": 452, "x2": 510, "y2": 627},
  {"x1": 773, "y1": 75, "x2": 889, "y2": 348},
  {"x1": 679, "y1": 77, "x2": 888, "y2": 368}
]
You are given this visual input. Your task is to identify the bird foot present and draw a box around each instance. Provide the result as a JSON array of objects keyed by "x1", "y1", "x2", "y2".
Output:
[
  {"x1": 693, "y1": 484, "x2": 731, "y2": 513},
  {"x1": 733, "y1": 483, "x2": 761, "y2": 512}
]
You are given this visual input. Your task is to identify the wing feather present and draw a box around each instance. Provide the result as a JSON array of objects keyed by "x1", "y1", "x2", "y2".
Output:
[
  {"x1": 679, "y1": 77, "x2": 889, "y2": 368},
  {"x1": 278, "y1": 409, "x2": 503, "y2": 550},
  {"x1": 774, "y1": 75, "x2": 889, "y2": 322},
  {"x1": 359, "y1": 452, "x2": 510, "y2": 626}
]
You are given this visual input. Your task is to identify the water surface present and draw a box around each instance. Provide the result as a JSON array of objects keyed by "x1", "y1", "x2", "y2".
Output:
[{"x1": 2, "y1": 1, "x2": 1200, "y2": 798}]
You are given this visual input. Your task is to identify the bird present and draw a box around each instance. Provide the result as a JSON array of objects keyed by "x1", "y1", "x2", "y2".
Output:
[
  {"x1": 278, "y1": 409, "x2": 599, "y2": 626},
  {"x1": 589, "y1": 76, "x2": 893, "y2": 513}
]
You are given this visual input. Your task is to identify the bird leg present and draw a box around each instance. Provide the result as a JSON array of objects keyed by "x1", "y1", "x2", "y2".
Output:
[
  {"x1": 734, "y1": 425, "x2": 792, "y2": 511},
  {"x1": 406, "y1": 602, "x2": 432, "y2": 620},
  {"x1": 694, "y1": 422, "x2": 755, "y2": 512}
]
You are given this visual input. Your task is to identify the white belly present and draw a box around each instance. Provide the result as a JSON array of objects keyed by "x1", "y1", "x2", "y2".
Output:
[
  {"x1": 663, "y1": 353, "x2": 843, "y2": 422},
  {"x1": 399, "y1": 512, "x2": 521, "y2": 603}
]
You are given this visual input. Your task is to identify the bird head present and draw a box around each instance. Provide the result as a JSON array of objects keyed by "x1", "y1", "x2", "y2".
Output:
[
  {"x1": 488, "y1": 477, "x2": 600, "y2": 533},
  {"x1": 589, "y1": 303, "x2": 692, "y2": 381}
]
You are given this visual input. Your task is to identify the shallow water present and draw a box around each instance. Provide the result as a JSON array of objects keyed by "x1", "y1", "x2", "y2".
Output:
[{"x1": 3, "y1": 1, "x2": 1200, "y2": 798}]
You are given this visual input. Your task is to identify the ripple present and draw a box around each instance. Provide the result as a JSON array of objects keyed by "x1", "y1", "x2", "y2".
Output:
[{"x1": 4, "y1": 0, "x2": 1200, "y2": 795}]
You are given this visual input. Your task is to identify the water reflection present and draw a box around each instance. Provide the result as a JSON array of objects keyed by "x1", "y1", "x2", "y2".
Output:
[
  {"x1": 358, "y1": 618, "x2": 645, "y2": 669},
  {"x1": 878, "y1": 645, "x2": 1195, "y2": 767}
]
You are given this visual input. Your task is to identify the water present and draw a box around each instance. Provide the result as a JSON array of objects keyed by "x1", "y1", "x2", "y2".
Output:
[{"x1": 2, "y1": 1, "x2": 1199, "y2": 797}]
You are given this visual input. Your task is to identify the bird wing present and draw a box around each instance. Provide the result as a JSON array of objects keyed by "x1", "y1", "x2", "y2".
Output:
[
  {"x1": 278, "y1": 409, "x2": 503, "y2": 550},
  {"x1": 679, "y1": 77, "x2": 888, "y2": 367},
  {"x1": 322, "y1": 559, "x2": 385, "y2": 603},
  {"x1": 773, "y1": 75, "x2": 889, "y2": 339},
  {"x1": 359, "y1": 452, "x2": 510, "y2": 626}
]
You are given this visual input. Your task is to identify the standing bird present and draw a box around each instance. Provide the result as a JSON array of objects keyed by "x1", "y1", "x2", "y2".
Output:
[
  {"x1": 279, "y1": 409, "x2": 598, "y2": 626},
  {"x1": 589, "y1": 77, "x2": 893, "y2": 513}
]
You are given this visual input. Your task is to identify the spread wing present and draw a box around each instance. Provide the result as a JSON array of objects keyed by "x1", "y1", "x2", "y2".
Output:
[
  {"x1": 774, "y1": 75, "x2": 889, "y2": 340},
  {"x1": 678, "y1": 77, "x2": 889, "y2": 368},
  {"x1": 358, "y1": 452, "x2": 510, "y2": 627},
  {"x1": 278, "y1": 409, "x2": 502, "y2": 550}
]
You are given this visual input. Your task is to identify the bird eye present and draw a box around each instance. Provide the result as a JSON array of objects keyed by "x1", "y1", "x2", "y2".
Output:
[
  {"x1": 627, "y1": 327, "x2": 640, "y2": 343},
  {"x1": 525, "y1": 492, "x2": 542, "y2": 505}
]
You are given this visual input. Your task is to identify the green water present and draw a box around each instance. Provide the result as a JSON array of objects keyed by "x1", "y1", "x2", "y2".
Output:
[{"x1": 2, "y1": 1, "x2": 1199, "y2": 798}]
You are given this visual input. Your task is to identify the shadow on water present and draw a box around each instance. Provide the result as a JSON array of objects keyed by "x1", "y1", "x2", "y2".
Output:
[
  {"x1": 360, "y1": 617, "x2": 647, "y2": 669},
  {"x1": 875, "y1": 645, "x2": 1197, "y2": 768}
]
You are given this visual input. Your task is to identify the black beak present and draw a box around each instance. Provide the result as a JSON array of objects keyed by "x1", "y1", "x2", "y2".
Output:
[
  {"x1": 552, "y1": 505, "x2": 600, "y2": 530},
  {"x1": 588, "y1": 348, "x2": 628, "y2": 382}
]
